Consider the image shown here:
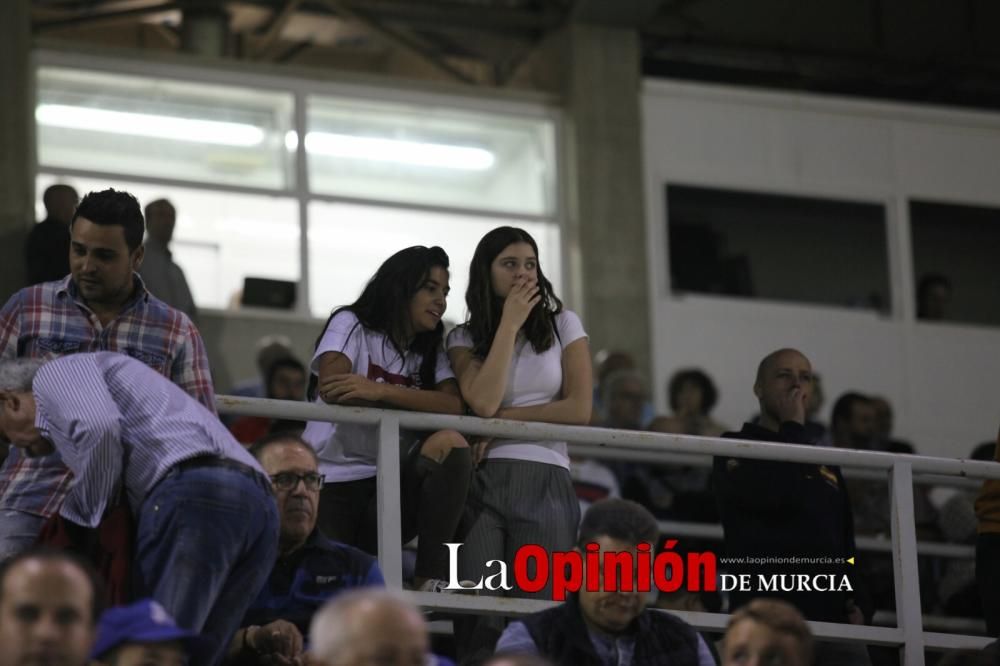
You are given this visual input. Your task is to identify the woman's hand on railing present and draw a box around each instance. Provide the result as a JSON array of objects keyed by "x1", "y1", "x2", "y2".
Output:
[{"x1": 318, "y1": 373, "x2": 385, "y2": 405}]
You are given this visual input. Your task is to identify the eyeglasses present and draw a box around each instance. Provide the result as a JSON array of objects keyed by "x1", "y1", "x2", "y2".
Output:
[{"x1": 270, "y1": 472, "x2": 325, "y2": 491}]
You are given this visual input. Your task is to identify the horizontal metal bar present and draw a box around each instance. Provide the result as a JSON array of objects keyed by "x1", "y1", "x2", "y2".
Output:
[
  {"x1": 215, "y1": 395, "x2": 1000, "y2": 480},
  {"x1": 572, "y1": 444, "x2": 984, "y2": 489},
  {"x1": 656, "y1": 521, "x2": 975, "y2": 560},
  {"x1": 873, "y1": 612, "x2": 988, "y2": 636},
  {"x1": 922, "y1": 632, "x2": 995, "y2": 651}
]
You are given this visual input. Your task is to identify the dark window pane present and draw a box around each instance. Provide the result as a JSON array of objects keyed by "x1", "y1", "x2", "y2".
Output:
[
  {"x1": 911, "y1": 200, "x2": 1000, "y2": 326},
  {"x1": 666, "y1": 185, "x2": 890, "y2": 312}
]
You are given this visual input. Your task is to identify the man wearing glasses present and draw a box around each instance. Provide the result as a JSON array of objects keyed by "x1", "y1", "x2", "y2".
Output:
[
  {"x1": 0, "y1": 352, "x2": 276, "y2": 666},
  {"x1": 226, "y1": 433, "x2": 385, "y2": 665}
]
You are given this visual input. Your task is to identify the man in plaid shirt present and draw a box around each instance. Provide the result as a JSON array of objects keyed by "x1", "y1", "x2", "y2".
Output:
[{"x1": 0, "y1": 188, "x2": 214, "y2": 561}]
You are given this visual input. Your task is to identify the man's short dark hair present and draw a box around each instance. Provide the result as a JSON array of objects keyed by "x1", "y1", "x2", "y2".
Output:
[
  {"x1": 72, "y1": 189, "x2": 145, "y2": 252},
  {"x1": 831, "y1": 392, "x2": 870, "y2": 429},
  {"x1": 42, "y1": 184, "x2": 78, "y2": 213},
  {"x1": 668, "y1": 368, "x2": 718, "y2": 414},
  {"x1": 249, "y1": 432, "x2": 318, "y2": 466},
  {"x1": 577, "y1": 498, "x2": 659, "y2": 549},
  {"x1": 0, "y1": 548, "x2": 107, "y2": 624}
]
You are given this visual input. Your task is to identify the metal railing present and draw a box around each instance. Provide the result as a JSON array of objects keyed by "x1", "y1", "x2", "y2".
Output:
[{"x1": 217, "y1": 395, "x2": 1000, "y2": 664}]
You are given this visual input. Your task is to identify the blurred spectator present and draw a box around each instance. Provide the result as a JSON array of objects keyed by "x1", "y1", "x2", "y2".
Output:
[
  {"x1": 228, "y1": 434, "x2": 383, "y2": 665},
  {"x1": 0, "y1": 549, "x2": 104, "y2": 666},
  {"x1": 230, "y1": 335, "x2": 297, "y2": 399},
  {"x1": 25, "y1": 183, "x2": 78, "y2": 285},
  {"x1": 975, "y1": 428, "x2": 1000, "y2": 637},
  {"x1": 569, "y1": 455, "x2": 620, "y2": 515},
  {"x1": 139, "y1": 199, "x2": 197, "y2": 319},
  {"x1": 495, "y1": 498, "x2": 715, "y2": 666},
  {"x1": 91, "y1": 599, "x2": 203, "y2": 666},
  {"x1": 230, "y1": 356, "x2": 308, "y2": 444},
  {"x1": 936, "y1": 643, "x2": 1000, "y2": 666},
  {"x1": 591, "y1": 350, "x2": 653, "y2": 427},
  {"x1": 597, "y1": 369, "x2": 648, "y2": 431},
  {"x1": 722, "y1": 598, "x2": 813, "y2": 666},
  {"x1": 917, "y1": 273, "x2": 952, "y2": 321},
  {"x1": 830, "y1": 392, "x2": 937, "y2": 614},
  {"x1": 309, "y1": 589, "x2": 435, "y2": 666},
  {"x1": 936, "y1": 443, "x2": 995, "y2": 618},
  {"x1": 869, "y1": 396, "x2": 916, "y2": 454},
  {"x1": 713, "y1": 348, "x2": 871, "y2": 666},
  {"x1": 624, "y1": 368, "x2": 721, "y2": 524},
  {"x1": 0, "y1": 353, "x2": 276, "y2": 666},
  {"x1": 649, "y1": 368, "x2": 726, "y2": 437},
  {"x1": 0, "y1": 188, "x2": 214, "y2": 562}
]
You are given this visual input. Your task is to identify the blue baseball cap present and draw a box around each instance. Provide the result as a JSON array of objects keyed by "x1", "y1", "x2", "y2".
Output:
[{"x1": 91, "y1": 599, "x2": 202, "y2": 659}]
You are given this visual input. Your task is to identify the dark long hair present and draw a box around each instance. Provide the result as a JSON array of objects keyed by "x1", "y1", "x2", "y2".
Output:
[
  {"x1": 463, "y1": 226, "x2": 562, "y2": 357},
  {"x1": 308, "y1": 246, "x2": 450, "y2": 400}
]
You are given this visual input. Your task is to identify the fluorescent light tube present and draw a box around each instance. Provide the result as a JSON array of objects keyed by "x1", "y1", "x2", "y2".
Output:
[
  {"x1": 286, "y1": 130, "x2": 494, "y2": 171},
  {"x1": 37, "y1": 104, "x2": 265, "y2": 147}
]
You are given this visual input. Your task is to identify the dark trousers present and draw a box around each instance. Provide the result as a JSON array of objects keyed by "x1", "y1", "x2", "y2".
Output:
[
  {"x1": 317, "y1": 441, "x2": 471, "y2": 581},
  {"x1": 978, "y1": 532, "x2": 1000, "y2": 637}
]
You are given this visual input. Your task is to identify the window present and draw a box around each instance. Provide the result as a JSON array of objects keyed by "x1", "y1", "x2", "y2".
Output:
[
  {"x1": 36, "y1": 60, "x2": 562, "y2": 317},
  {"x1": 666, "y1": 185, "x2": 890, "y2": 312},
  {"x1": 306, "y1": 96, "x2": 556, "y2": 216},
  {"x1": 910, "y1": 200, "x2": 1000, "y2": 326},
  {"x1": 37, "y1": 68, "x2": 295, "y2": 191}
]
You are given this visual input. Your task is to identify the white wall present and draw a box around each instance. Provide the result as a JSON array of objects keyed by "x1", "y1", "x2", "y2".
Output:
[{"x1": 642, "y1": 80, "x2": 1000, "y2": 458}]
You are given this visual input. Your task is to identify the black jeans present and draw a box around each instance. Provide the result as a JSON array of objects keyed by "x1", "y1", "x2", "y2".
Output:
[
  {"x1": 317, "y1": 441, "x2": 471, "y2": 581},
  {"x1": 978, "y1": 532, "x2": 1000, "y2": 637}
]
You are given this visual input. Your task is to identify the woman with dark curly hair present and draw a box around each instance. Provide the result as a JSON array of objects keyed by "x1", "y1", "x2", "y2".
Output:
[
  {"x1": 302, "y1": 245, "x2": 471, "y2": 591},
  {"x1": 650, "y1": 368, "x2": 726, "y2": 437}
]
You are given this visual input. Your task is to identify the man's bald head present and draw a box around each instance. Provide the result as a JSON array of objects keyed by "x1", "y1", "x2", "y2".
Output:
[
  {"x1": 755, "y1": 348, "x2": 810, "y2": 388},
  {"x1": 753, "y1": 349, "x2": 814, "y2": 431},
  {"x1": 310, "y1": 589, "x2": 428, "y2": 666}
]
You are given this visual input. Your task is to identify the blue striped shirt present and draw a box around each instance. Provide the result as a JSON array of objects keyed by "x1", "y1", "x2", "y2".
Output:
[{"x1": 31, "y1": 352, "x2": 265, "y2": 528}]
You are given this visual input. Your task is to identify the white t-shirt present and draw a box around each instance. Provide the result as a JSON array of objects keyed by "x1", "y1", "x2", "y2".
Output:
[
  {"x1": 302, "y1": 310, "x2": 455, "y2": 482},
  {"x1": 446, "y1": 310, "x2": 587, "y2": 469}
]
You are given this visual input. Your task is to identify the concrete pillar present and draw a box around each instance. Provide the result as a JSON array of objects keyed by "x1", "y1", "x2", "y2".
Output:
[
  {"x1": 561, "y1": 24, "x2": 652, "y2": 380},
  {"x1": 0, "y1": 0, "x2": 33, "y2": 301}
]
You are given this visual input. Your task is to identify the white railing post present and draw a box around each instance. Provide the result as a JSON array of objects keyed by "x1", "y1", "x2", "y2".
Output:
[
  {"x1": 376, "y1": 414, "x2": 403, "y2": 589},
  {"x1": 889, "y1": 460, "x2": 925, "y2": 666}
]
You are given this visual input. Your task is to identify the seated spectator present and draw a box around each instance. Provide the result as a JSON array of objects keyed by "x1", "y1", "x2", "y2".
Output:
[
  {"x1": 975, "y1": 427, "x2": 1000, "y2": 637},
  {"x1": 0, "y1": 549, "x2": 104, "y2": 666},
  {"x1": 569, "y1": 454, "x2": 621, "y2": 515},
  {"x1": 591, "y1": 350, "x2": 653, "y2": 427},
  {"x1": 230, "y1": 356, "x2": 308, "y2": 444},
  {"x1": 629, "y1": 368, "x2": 724, "y2": 523},
  {"x1": 721, "y1": 598, "x2": 813, "y2": 666},
  {"x1": 713, "y1": 349, "x2": 871, "y2": 666},
  {"x1": 649, "y1": 368, "x2": 726, "y2": 437},
  {"x1": 91, "y1": 599, "x2": 203, "y2": 666},
  {"x1": 869, "y1": 396, "x2": 915, "y2": 454},
  {"x1": 937, "y1": 443, "x2": 995, "y2": 618},
  {"x1": 0, "y1": 353, "x2": 278, "y2": 666},
  {"x1": 230, "y1": 335, "x2": 298, "y2": 399},
  {"x1": 830, "y1": 392, "x2": 937, "y2": 616},
  {"x1": 227, "y1": 433, "x2": 383, "y2": 665},
  {"x1": 494, "y1": 498, "x2": 715, "y2": 666},
  {"x1": 309, "y1": 588, "x2": 448, "y2": 666}
]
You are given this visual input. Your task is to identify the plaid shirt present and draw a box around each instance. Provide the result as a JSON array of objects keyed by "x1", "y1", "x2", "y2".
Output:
[{"x1": 0, "y1": 275, "x2": 215, "y2": 518}]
